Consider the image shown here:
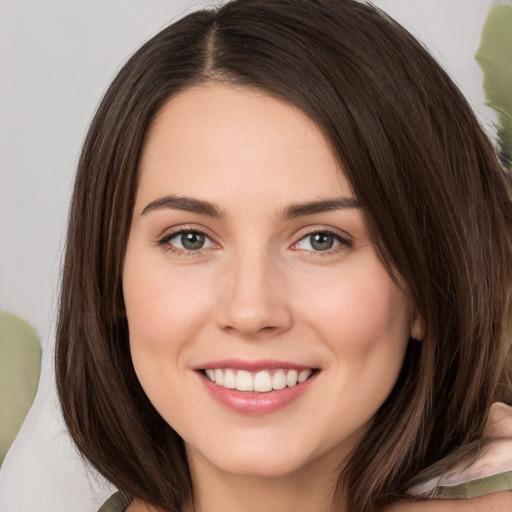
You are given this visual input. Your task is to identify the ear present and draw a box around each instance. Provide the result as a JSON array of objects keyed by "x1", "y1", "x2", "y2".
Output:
[{"x1": 410, "y1": 309, "x2": 424, "y2": 341}]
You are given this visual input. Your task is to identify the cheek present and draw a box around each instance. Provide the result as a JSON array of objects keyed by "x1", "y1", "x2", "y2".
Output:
[
  {"x1": 122, "y1": 252, "x2": 216, "y2": 414},
  {"x1": 123, "y1": 256, "x2": 213, "y2": 351},
  {"x1": 122, "y1": 255, "x2": 214, "y2": 420},
  {"x1": 298, "y1": 262, "x2": 411, "y2": 434},
  {"x1": 295, "y1": 257, "x2": 411, "y2": 366}
]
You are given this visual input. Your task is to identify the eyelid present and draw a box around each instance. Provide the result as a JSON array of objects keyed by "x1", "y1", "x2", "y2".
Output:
[
  {"x1": 290, "y1": 226, "x2": 353, "y2": 252},
  {"x1": 156, "y1": 225, "x2": 220, "y2": 254},
  {"x1": 155, "y1": 224, "x2": 353, "y2": 256}
]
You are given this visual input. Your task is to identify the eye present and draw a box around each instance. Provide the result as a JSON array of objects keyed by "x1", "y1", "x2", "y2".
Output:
[
  {"x1": 293, "y1": 231, "x2": 350, "y2": 252},
  {"x1": 159, "y1": 230, "x2": 216, "y2": 252}
]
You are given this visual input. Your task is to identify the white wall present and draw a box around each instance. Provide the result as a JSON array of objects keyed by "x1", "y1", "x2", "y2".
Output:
[
  {"x1": 0, "y1": 1, "x2": 497, "y2": 511},
  {"x1": 376, "y1": 0, "x2": 497, "y2": 135},
  {"x1": 0, "y1": 0, "x2": 220, "y2": 351}
]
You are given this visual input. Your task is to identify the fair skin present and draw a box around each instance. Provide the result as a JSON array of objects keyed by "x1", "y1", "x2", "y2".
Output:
[{"x1": 122, "y1": 82, "x2": 509, "y2": 512}]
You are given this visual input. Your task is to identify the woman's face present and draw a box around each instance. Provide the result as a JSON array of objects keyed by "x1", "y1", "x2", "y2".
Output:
[{"x1": 123, "y1": 83, "x2": 420, "y2": 482}]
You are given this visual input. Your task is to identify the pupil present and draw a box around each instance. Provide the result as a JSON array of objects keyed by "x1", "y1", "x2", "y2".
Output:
[
  {"x1": 181, "y1": 232, "x2": 205, "y2": 250},
  {"x1": 311, "y1": 233, "x2": 333, "y2": 251}
]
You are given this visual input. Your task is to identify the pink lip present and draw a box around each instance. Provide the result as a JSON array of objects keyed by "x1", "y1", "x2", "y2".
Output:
[
  {"x1": 195, "y1": 359, "x2": 314, "y2": 372},
  {"x1": 196, "y1": 365, "x2": 319, "y2": 416}
]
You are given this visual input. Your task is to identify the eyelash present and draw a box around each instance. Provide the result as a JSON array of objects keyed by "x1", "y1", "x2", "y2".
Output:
[
  {"x1": 157, "y1": 227, "x2": 352, "y2": 257},
  {"x1": 291, "y1": 228, "x2": 352, "y2": 256},
  {"x1": 157, "y1": 228, "x2": 217, "y2": 257}
]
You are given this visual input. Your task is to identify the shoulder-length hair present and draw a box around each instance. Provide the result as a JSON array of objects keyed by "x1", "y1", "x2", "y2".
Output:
[{"x1": 55, "y1": 1, "x2": 512, "y2": 510}]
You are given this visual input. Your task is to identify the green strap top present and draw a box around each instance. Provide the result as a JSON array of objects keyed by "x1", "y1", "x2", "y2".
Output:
[{"x1": 97, "y1": 491, "x2": 130, "y2": 512}]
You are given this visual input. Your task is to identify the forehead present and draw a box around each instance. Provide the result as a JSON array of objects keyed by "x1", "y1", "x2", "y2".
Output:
[{"x1": 136, "y1": 82, "x2": 353, "y2": 211}]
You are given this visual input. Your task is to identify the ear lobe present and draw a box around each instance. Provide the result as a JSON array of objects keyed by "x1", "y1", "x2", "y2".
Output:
[{"x1": 410, "y1": 311, "x2": 424, "y2": 341}]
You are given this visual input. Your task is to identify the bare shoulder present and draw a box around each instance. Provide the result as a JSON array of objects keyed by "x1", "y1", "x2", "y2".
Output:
[{"x1": 385, "y1": 491, "x2": 512, "y2": 512}]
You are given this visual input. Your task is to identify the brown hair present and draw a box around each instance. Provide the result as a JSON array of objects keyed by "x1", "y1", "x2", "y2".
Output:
[{"x1": 55, "y1": 1, "x2": 512, "y2": 511}]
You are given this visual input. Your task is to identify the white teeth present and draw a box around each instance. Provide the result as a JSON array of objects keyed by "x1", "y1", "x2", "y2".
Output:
[
  {"x1": 223, "y1": 369, "x2": 236, "y2": 389},
  {"x1": 254, "y1": 371, "x2": 273, "y2": 392},
  {"x1": 236, "y1": 370, "x2": 254, "y2": 391},
  {"x1": 214, "y1": 369, "x2": 224, "y2": 386},
  {"x1": 272, "y1": 370, "x2": 287, "y2": 390},
  {"x1": 204, "y1": 368, "x2": 314, "y2": 392},
  {"x1": 298, "y1": 369, "x2": 312, "y2": 383},
  {"x1": 286, "y1": 369, "x2": 298, "y2": 387}
]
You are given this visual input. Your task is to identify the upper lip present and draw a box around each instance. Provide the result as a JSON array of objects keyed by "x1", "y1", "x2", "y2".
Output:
[{"x1": 194, "y1": 359, "x2": 317, "y2": 372}]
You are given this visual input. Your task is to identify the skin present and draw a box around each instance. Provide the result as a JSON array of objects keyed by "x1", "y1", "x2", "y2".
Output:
[{"x1": 121, "y1": 82, "x2": 506, "y2": 512}]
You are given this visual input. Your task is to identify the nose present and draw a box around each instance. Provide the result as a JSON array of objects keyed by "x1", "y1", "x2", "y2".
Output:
[{"x1": 215, "y1": 250, "x2": 293, "y2": 338}]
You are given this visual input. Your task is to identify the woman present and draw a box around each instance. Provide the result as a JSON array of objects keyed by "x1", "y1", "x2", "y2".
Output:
[{"x1": 55, "y1": 1, "x2": 512, "y2": 511}]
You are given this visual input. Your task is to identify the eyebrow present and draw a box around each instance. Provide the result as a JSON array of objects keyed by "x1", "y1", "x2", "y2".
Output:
[
  {"x1": 282, "y1": 197, "x2": 361, "y2": 219},
  {"x1": 141, "y1": 194, "x2": 361, "y2": 219},
  {"x1": 141, "y1": 195, "x2": 224, "y2": 218}
]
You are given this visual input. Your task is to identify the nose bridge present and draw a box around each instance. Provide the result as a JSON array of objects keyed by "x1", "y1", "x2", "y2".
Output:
[{"x1": 217, "y1": 242, "x2": 291, "y2": 336}]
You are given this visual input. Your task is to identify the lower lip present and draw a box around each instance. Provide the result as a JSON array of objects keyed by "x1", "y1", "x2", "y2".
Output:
[{"x1": 198, "y1": 371, "x2": 318, "y2": 415}]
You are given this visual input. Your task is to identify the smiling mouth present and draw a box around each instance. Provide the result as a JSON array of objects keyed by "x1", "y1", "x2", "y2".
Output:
[{"x1": 201, "y1": 368, "x2": 317, "y2": 393}]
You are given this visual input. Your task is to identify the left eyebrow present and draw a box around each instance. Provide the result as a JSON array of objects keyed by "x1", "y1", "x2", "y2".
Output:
[{"x1": 282, "y1": 198, "x2": 361, "y2": 219}]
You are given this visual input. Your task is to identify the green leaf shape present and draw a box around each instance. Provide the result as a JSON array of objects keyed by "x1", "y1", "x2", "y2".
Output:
[
  {"x1": 476, "y1": 3, "x2": 512, "y2": 169},
  {"x1": 0, "y1": 311, "x2": 41, "y2": 466}
]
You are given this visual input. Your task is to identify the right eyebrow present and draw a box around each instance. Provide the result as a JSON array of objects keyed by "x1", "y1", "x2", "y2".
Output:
[{"x1": 141, "y1": 195, "x2": 224, "y2": 219}]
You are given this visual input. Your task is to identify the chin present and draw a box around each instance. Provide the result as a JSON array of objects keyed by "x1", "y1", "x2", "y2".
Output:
[
  {"x1": 206, "y1": 453, "x2": 309, "y2": 479},
  {"x1": 184, "y1": 428, "x2": 341, "y2": 481}
]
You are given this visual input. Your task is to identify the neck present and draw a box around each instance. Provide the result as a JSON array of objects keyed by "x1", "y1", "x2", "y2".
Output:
[{"x1": 184, "y1": 450, "x2": 347, "y2": 512}]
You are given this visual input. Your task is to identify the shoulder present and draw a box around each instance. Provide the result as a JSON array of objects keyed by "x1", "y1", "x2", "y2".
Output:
[{"x1": 385, "y1": 491, "x2": 512, "y2": 511}]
